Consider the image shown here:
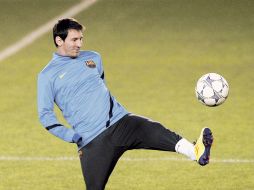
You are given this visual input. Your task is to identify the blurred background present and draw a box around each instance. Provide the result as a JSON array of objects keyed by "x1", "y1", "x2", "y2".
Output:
[{"x1": 0, "y1": 0, "x2": 253, "y2": 189}]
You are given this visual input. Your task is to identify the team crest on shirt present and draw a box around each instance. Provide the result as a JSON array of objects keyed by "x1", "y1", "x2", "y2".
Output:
[{"x1": 85, "y1": 60, "x2": 96, "y2": 68}]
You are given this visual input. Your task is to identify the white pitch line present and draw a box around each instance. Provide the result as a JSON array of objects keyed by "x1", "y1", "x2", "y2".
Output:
[
  {"x1": 0, "y1": 156, "x2": 253, "y2": 164},
  {"x1": 0, "y1": 0, "x2": 98, "y2": 62},
  {"x1": 122, "y1": 157, "x2": 254, "y2": 164},
  {"x1": 0, "y1": 156, "x2": 78, "y2": 161}
]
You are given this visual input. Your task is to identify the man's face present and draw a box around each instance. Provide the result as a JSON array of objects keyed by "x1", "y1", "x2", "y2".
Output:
[{"x1": 57, "y1": 29, "x2": 83, "y2": 58}]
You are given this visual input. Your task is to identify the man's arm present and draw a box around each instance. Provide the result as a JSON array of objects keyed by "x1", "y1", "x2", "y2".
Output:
[{"x1": 37, "y1": 73, "x2": 82, "y2": 144}]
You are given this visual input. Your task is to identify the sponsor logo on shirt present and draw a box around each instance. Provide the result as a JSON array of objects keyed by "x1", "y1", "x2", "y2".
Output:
[
  {"x1": 59, "y1": 72, "x2": 67, "y2": 79},
  {"x1": 85, "y1": 60, "x2": 96, "y2": 68}
]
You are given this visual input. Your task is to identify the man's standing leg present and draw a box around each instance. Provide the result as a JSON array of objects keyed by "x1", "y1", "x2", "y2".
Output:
[{"x1": 79, "y1": 128, "x2": 126, "y2": 190}]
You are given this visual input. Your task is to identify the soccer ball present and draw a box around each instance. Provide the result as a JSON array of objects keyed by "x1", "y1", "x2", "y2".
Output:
[{"x1": 195, "y1": 73, "x2": 229, "y2": 106}]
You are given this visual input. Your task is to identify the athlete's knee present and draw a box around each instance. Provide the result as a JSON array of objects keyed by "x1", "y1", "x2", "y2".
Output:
[{"x1": 144, "y1": 120, "x2": 166, "y2": 135}]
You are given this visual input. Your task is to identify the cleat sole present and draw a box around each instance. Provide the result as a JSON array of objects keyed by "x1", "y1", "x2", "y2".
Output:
[{"x1": 198, "y1": 128, "x2": 213, "y2": 166}]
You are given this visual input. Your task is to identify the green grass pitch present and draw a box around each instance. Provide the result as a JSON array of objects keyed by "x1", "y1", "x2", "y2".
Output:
[{"x1": 0, "y1": 0, "x2": 253, "y2": 189}]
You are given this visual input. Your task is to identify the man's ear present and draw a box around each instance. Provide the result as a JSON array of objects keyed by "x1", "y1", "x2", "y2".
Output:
[{"x1": 55, "y1": 36, "x2": 63, "y2": 47}]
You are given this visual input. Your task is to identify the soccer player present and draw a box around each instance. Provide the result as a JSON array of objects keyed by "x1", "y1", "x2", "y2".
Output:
[{"x1": 37, "y1": 18, "x2": 213, "y2": 190}]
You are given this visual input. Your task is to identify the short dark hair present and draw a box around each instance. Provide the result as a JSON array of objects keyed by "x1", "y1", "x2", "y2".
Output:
[{"x1": 53, "y1": 18, "x2": 84, "y2": 47}]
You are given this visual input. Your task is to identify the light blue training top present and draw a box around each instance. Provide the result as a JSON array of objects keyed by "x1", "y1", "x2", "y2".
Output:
[{"x1": 37, "y1": 51, "x2": 128, "y2": 149}]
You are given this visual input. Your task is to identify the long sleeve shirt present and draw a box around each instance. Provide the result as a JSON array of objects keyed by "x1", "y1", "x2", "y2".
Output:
[{"x1": 37, "y1": 51, "x2": 128, "y2": 149}]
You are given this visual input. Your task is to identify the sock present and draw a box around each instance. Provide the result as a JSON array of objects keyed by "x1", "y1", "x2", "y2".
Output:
[{"x1": 175, "y1": 138, "x2": 196, "y2": 160}]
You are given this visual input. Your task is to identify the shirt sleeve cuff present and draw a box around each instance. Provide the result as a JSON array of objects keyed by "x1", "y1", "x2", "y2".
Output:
[{"x1": 72, "y1": 133, "x2": 82, "y2": 143}]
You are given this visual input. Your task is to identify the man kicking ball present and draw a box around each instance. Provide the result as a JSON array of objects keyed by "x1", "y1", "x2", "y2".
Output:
[{"x1": 37, "y1": 18, "x2": 213, "y2": 190}]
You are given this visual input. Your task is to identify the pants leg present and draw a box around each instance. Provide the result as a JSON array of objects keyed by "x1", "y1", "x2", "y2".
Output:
[
  {"x1": 79, "y1": 125, "x2": 126, "y2": 190},
  {"x1": 110, "y1": 114, "x2": 182, "y2": 151}
]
